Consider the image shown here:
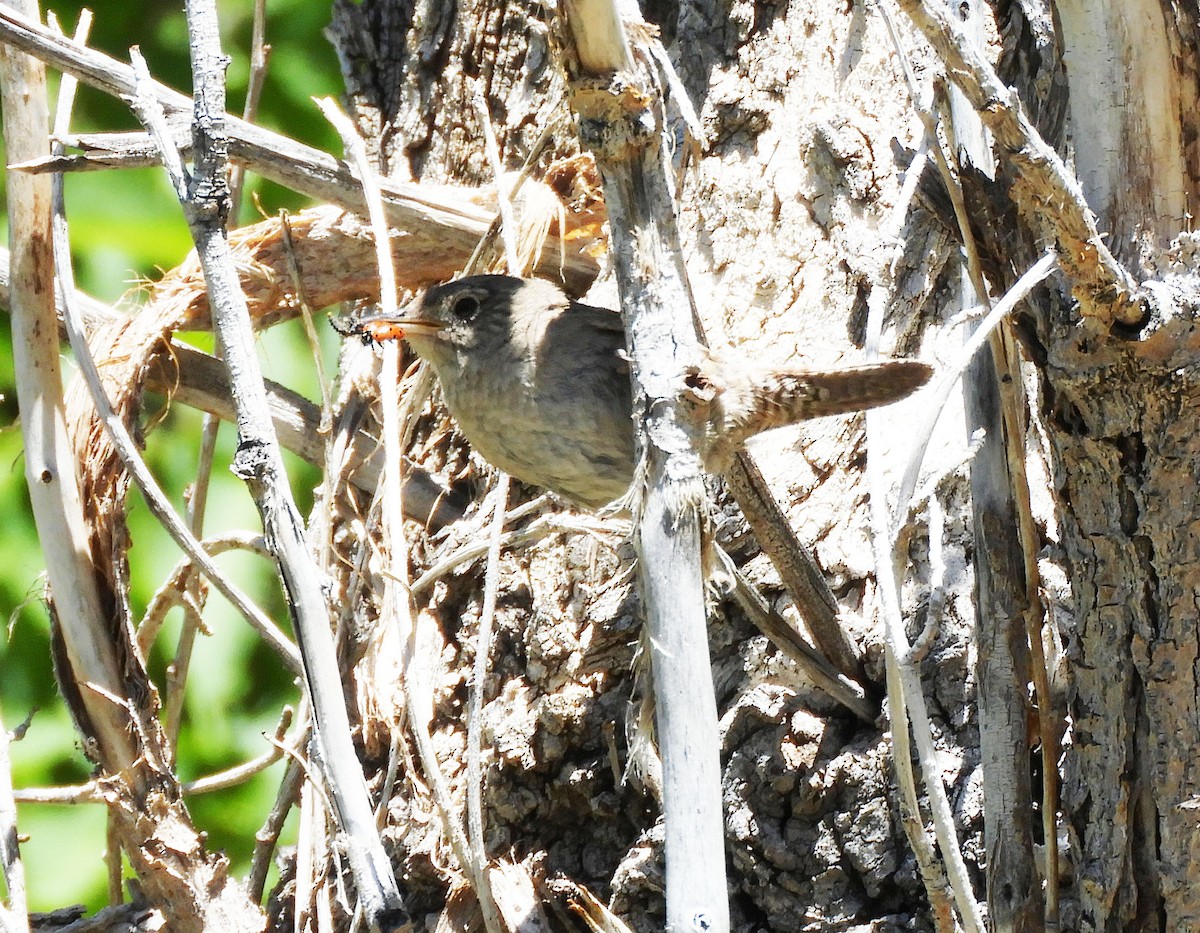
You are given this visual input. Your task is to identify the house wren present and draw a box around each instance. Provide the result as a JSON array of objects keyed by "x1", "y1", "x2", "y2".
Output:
[{"x1": 360, "y1": 275, "x2": 931, "y2": 508}]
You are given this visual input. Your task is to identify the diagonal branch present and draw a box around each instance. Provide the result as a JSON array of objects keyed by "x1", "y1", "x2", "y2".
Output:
[
  {"x1": 0, "y1": 4, "x2": 598, "y2": 294},
  {"x1": 894, "y1": 0, "x2": 1144, "y2": 326},
  {"x1": 127, "y1": 2, "x2": 410, "y2": 928}
]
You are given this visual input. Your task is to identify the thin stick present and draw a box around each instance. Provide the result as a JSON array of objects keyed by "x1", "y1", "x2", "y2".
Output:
[
  {"x1": 462, "y1": 104, "x2": 563, "y2": 276},
  {"x1": 167, "y1": 408, "x2": 221, "y2": 748},
  {"x1": 227, "y1": 0, "x2": 269, "y2": 219},
  {"x1": 472, "y1": 89, "x2": 519, "y2": 273},
  {"x1": 866, "y1": 410, "x2": 977, "y2": 932},
  {"x1": 892, "y1": 251, "x2": 1059, "y2": 530},
  {"x1": 461, "y1": 89, "x2": 527, "y2": 933},
  {"x1": 998, "y1": 324, "x2": 1061, "y2": 926},
  {"x1": 465, "y1": 478, "x2": 509, "y2": 928},
  {"x1": 713, "y1": 548, "x2": 876, "y2": 721},
  {"x1": 248, "y1": 751, "x2": 305, "y2": 902},
  {"x1": 184, "y1": 709, "x2": 294, "y2": 794},
  {"x1": 279, "y1": 211, "x2": 332, "y2": 411},
  {"x1": 52, "y1": 213, "x2": 303, "y2": 671},
  {"x1": 0, "y1": 710, "x2": 28, "y2": 933},
  {"x1": 318, "y1": 93, "x2": 439, "y2": 931}
]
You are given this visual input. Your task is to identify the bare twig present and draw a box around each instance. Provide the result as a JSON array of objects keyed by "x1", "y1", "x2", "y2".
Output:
[
  {"x1": 0, "y1": 710, "x2": 28, "y2": 933},
  {"x1": 248, "y1": 751, "x2": 306, "y2": 902},
  {"x1": 865, "y1": 385, "x2": 976, "y2": 932},
  {"x1": 187, "y1": 709, "x2": 294, "y2": 795},
  {"x1": 167, "y1": 411, "x2": 221, "y2": 746},
  {"x1": 165, "y1": 0, "x2": 273, "y2": 744},
  {"x1": 718, "y1": 553, "x2": 876, "y2": 722},
  {"x1": 462, "y1": 91, "x2": 526, "y2": 933},
  {"x1": 279, "y1": 211, "x2": 332, "y2": 411},
  {"x1": 465, "y1": 478, "x2": 509, "y2": 933},
  {"x1": 723, "y1": 455, "x2": 864, "y2": 683},
  {"x1": 227, "y1": 0, "x2": 268, "y2": 218},
  {"x1": 893, "y1": 252, "x2": 1059, "y2": 530},
  {"x1": 472, "y1": 89, "x2": 520, "y2": 274}
]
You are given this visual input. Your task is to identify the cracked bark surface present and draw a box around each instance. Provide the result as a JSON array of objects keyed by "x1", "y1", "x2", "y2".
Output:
[{"x1": 316, "y1": 0, "x2": 1200, "y2": 929}]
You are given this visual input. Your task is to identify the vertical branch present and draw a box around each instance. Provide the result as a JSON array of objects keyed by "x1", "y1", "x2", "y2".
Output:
[
  {"x1": 0, "y1": 0, "x2": 136, "y2": 778},
  {"x1": 936, "y1": 7, "x2": 1044, "y2": 928},
  {"x1": 551, "y1": 3, "x2": 728, "y2": 930},
  {"x1": 962, "y1": 325, "x2": 1043, "y2": 931}
]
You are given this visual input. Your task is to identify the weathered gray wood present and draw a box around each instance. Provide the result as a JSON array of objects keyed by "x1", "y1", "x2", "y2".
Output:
[
  {"x1": 141, "y1": 1, "x2": 408, "y2": 927},
  {"x1": 553, "y1": 3, "x2": 729, "y2": 929},
  {"x1": 908, "y1": 0, "x2": 1200, "y2": 927},
  {"x1": 964, "y1": 335, "x2": 1041, "y2": 933}
]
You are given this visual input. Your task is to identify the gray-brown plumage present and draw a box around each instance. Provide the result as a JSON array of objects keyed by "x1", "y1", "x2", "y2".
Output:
[{"x1": 365, "y1": 275, "x2": 932, "y2": 508}]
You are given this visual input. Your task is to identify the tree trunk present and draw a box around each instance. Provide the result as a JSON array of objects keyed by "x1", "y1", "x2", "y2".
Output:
[{"x1": 314, "y1": 0, "x2": 1200, "y2": 930}]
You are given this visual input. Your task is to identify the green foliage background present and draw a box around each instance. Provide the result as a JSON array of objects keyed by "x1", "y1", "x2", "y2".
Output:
[{"x1": 0, "y1": 0, "x2": 349, "y2": 911}]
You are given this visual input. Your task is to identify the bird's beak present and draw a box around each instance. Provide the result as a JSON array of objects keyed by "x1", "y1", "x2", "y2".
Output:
[{"x1": 357, "y1": 312, "x2": 445, "y2": 343}]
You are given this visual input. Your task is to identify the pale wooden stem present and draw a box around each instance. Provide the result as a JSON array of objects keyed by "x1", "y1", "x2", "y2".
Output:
[
  {"x1": 555, "y1": 3, "x2": 729, "y2": 929},
  {"x1": 1, "y1": 0, "x2": 136, "y2": 782},
  {"x1": 0, "y1": 710, "x2": 28, "y2": 933}
]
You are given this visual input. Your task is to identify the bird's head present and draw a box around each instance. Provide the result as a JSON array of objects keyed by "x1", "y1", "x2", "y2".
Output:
[{"x1": 358, "y1": 275, "x2": 568, "y2": 371}]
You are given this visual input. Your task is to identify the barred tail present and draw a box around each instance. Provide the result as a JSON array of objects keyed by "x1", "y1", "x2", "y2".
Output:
[{"x1": 731, "y1": 360, "x2": 933, "y2": 440}]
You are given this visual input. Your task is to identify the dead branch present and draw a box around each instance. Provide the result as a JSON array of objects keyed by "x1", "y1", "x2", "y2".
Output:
[
  {"x1": 552, "y1": 2, "x2": 729, "y2": 930},
  {"x1": 893, "y1": 0, "x2": 1144, "y2": 326},
  {"x1": 0, "y1": 4, "x2": 600, "y2": 296},
  {"x1": 129, "y1": 2, "x2": 408, "y2": 927}
]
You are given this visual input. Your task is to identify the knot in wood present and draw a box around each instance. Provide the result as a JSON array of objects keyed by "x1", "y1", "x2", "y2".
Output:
[
  {"x1": 231, "y1": 438, "x2": 270, "y2": 481},
  {"x1": 570, "y1": 78, "x2": 659, "y2": 161}
]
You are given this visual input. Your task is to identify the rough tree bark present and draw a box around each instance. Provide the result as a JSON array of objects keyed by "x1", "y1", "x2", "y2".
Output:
[
  {"x1": 328, "y1": 0, "x2": 1200, "y2": 929},
  {"x1": 327, "y1": 0, "x2": 972, "y2": 929},
  {"x1": 924, "y1": 1, "x2": 1200, "y2": 929},
  {"x1": 1029, "y1": 3, "x2": 1200, "y2": 928}
]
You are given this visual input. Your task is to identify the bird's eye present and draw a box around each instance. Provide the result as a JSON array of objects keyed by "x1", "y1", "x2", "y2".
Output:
[{"x1": 451, "y1": 295, "x2": 480, "y2": 321}]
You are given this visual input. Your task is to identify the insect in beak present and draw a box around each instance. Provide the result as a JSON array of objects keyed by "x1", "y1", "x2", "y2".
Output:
[{"x1": 355, "y1": 312, "x2": 446, "y2": 343}]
